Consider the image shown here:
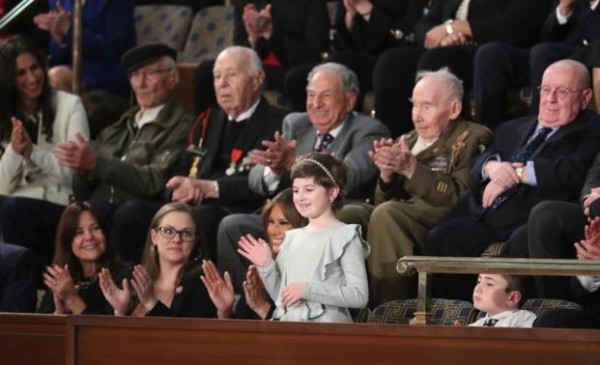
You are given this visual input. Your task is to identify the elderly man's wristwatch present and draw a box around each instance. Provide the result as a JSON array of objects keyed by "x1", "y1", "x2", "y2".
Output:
[
  {"x1": 515, "y1": 167, "x2": 524, "y2": 182},
  {"x1": 444, "y1": 19, "x2": 454, "y2": 35}
]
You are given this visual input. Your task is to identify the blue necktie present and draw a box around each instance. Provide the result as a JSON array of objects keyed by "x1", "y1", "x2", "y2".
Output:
[
  {"x1": 316, "y1": 133, "x2": 334, "y2": 152},
  {"x1": 491, "y1": 127, "x2": 552, "y2": 209}
]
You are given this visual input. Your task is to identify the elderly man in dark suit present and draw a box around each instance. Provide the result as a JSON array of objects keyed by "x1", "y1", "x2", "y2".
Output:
[
  {"x1": 112, "y1": 46, "x2": 287, "y2": 263},
  {"x1": 218, "y1": 62, "x2": 390, "y2": 291},
  {"x1": 427, "y1": 59, "x2": 600, "y2": 301}
]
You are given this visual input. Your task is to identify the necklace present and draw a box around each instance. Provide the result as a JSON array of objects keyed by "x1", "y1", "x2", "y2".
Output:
[{"x1": 77, "y1": 275, "x2": 98, "y2": 289}]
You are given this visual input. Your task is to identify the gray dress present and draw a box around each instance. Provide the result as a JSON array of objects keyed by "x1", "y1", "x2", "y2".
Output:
[{"x1": 258, "y1": 223, "x2": 370, "y2": 322}]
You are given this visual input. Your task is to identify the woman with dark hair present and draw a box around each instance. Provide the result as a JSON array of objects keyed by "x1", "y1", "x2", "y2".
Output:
[
  {"x1": 100, "y1": 203, "x2": 227, "y2": 318},
  {"x1": 39, "y1": 201, "x2": 128, "y2": 315},
  {"x1": 202, "y1": 188, "x2": 307, "y2": 319},
  {"x1": 0, "y1": 35, "x2": 89, "y2": 207}
]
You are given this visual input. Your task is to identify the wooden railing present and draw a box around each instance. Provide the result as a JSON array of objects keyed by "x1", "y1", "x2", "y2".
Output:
[
  {"x1": 396, "y1": 256, "x2": 600, "y2": 325},
  {"x1": 2, "y1": 313, "x2": 600, "y2": 364}
]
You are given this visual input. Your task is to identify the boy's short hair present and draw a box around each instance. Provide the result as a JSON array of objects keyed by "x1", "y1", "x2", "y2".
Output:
[{"x1": 503, "y1": 274, "x2": 528, "y2": 307}]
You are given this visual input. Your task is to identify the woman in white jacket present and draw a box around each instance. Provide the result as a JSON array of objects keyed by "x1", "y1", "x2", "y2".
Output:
[{"x1": 0, "y1": 35, "x2": 89, "y2": 206}]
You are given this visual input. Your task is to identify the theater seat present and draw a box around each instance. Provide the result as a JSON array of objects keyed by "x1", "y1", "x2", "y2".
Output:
[
  {"x1": 134, "y1": 5, "x2": 194, "y2": 51},
  {"x1": 180, "y1": 5, "x2": 234, "y2": 63},
  {"x1": 365, "y1": 298, "x2": 478, "y2": 325}
]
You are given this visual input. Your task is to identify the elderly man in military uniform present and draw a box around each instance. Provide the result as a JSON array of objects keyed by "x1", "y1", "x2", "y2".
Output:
[{"x1": 340, "y1": 68, "x2": 492, "y2": 307}]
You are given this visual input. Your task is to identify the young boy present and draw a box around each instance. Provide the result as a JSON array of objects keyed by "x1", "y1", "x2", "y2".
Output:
[{"x1": 469, "y1": 273, "x2": 536, "y2": 327}]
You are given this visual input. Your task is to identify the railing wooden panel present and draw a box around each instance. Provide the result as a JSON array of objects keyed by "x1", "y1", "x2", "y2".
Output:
[
  {"x1": 0, "y1": 313, "x2": 66, "y2": 365},
  {"x1": 65, "y1": 316, "x2": 600, "y2": 365}
]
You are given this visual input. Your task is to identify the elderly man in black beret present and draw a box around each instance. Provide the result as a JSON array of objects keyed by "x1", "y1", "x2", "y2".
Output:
[
  {"x1": 0, "y1": 43, "x2": 193, "y2": 267},
  {"x1": 107, "y1": 45, "x2": 287, "y2": 263}
]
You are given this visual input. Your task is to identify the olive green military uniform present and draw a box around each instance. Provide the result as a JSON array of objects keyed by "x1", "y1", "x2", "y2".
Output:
[{"x1": 338, "y1": 119, "x2": 492, "y2": 306}]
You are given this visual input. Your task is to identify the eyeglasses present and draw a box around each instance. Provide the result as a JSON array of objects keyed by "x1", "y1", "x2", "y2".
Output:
[
  {"x1": 130, "y1": 68, "x2": 173, "y2": 81},
  {"x1": 155, "y1": 226, "x2": 196, "y2": 241},
  {"x1": 537, "y1": 85, "x2": 583, "y2": 100}
]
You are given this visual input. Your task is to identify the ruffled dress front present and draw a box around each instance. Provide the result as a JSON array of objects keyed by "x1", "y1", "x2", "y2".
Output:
[{"x1": 258, "y1": 223, "x2": 370, "y2": 322}]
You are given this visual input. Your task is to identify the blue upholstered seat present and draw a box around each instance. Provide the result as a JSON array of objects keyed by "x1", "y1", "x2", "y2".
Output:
[
  {"x1": 365, "y1": 298, "x2": 478, "y2": 325},
  {"x1": 134, "y1": 5, "x2": 194, "y2": 51},
  {"x1": 180, "y1": 5, "x2": 234, "y2": 63}
]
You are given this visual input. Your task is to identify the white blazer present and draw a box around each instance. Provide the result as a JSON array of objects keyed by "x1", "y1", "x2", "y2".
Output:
[{"x1": 0, "y1": 91, "x2": 90, "y2": 205}]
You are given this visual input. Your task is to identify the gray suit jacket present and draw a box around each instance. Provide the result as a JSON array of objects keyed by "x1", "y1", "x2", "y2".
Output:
[{"x1": 249, "y1": 111, "x2": 390, "y2": 199}]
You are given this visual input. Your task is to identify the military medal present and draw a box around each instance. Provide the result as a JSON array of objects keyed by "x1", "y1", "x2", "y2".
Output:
[
  {"x1": 187, "y1": 109, "x2": 211, "y2": 178},
  {"x1": 226, "y1": 148, "x2": 243, "y2": 176}
]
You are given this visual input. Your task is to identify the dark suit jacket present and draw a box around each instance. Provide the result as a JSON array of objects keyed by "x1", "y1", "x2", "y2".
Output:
[
  {"x1": 233, "y1": 0, "x2": 330, "y2": 69},
  {"x1": 415, "y1": 0, "x2": 549, "y2": 47},
  {"x1": 469, "y1": 110, "x2": 600, "y2": 233},
  {"x1": 542, "y1": 0, "x2": 600, "y2": 47},
  {"x1": 173, "y1": 97, "x2": 286, "y2": 211},
  {"x1": 0, "y1": 243, "x2": 36, "y2": 313}
]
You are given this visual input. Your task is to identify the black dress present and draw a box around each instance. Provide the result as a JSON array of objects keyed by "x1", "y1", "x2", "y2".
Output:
[
  {"x1": 38, "y1": 263, "x2": 131, "y2": 315},
  {"x1": 146, "y1": 274, "x2": 217, "y2": 318}
]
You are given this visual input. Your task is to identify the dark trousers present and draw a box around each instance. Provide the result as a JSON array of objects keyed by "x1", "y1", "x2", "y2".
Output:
[
  {"x1": 425, "y1": 193, "x2": 530, "y2": 301},
  {"x1": 526, "y1": 200, "x2": 600, "y2": 300},
  {"x1": 217, "y1": 213, "x2": 266, "y2": 293},
  {"x1": 111, "y1": 200, "x2": 160, "y2": 265},
  {"x1": 473, "y1": 42, "x2": 530, "y2": 129},
  {"x1": 529, "y1": 42, "x2": 576, "y2": 114},
  {"x1": 417, "y1": 44, "x2": 477, "y2": 121},
  {"x1": 534, "y1": 308, "x2": 600, "y2": 329},
  {"x1": 372, "y1": 47, "x2": 422, "y2": 138}
]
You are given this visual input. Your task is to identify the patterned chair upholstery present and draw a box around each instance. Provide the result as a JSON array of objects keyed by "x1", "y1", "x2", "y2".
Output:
[
  {"x1": 475, "y1": 298, "x2": 582, "y2": 320},
  {"x1": 134, "y1": 5, "x2": 194, "y2": 51},
  {"x1": 365, "y1": 298, "x2": 478, "y2": 325},
  {"x1": 180, "y1": 5, "x2": 234, "y2": 63}
]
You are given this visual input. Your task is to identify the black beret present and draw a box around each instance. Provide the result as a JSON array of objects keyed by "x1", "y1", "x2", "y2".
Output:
[{"x1": 121, "y1": 43, "x2": 177, "y2": 72}]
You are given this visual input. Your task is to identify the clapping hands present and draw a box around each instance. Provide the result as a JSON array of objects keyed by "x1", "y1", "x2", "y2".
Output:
[
  {"x1": 98, "y1": 267, "x2": 131, "y2": 315},
  {"x1": 575, "y1": 217, "x2": 600, "y2": 260},
  {"x1": 200, "y1": 260, "x2": 235, "y2": 318},
  {"x1": 238, "y1": 234, "x2": 273, "y2": 268},
  {"x1": 10, "y1": 117, "x2": 33, "y2": 158}
]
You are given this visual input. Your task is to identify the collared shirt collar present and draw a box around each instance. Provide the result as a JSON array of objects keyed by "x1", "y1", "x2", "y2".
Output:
[
  {"x1": 315, "y1": 113, "x2": 349, "y2": 139},
  {"x1": 135, "y1": 104, "x2": 166, "y2": 129},
  {"x1": 228, "y1": 98, "x2": 260, "y2": 122}
]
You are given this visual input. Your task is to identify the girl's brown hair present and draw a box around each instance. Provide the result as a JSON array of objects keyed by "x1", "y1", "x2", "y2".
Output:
[{"x1": 291, "y1": 152, "x2": 347, "y2": 211}]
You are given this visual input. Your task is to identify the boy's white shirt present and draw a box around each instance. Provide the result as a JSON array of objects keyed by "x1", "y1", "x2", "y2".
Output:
[
  {"x1": 469, "y1": 309, "x2": 537, "y2": 328},
  {"x1": 577, "y1": 275, "x2": 600, "y2": 293}
]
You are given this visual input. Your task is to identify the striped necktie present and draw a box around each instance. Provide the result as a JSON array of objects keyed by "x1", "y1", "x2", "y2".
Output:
[{"x1": 316, "y1": 133, "x2": 334, "y2": 152}]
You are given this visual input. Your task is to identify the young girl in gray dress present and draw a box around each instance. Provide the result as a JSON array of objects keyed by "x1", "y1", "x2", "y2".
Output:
[{"x1": 238, "y1": 153, "x2": 370, "y2": 322}]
